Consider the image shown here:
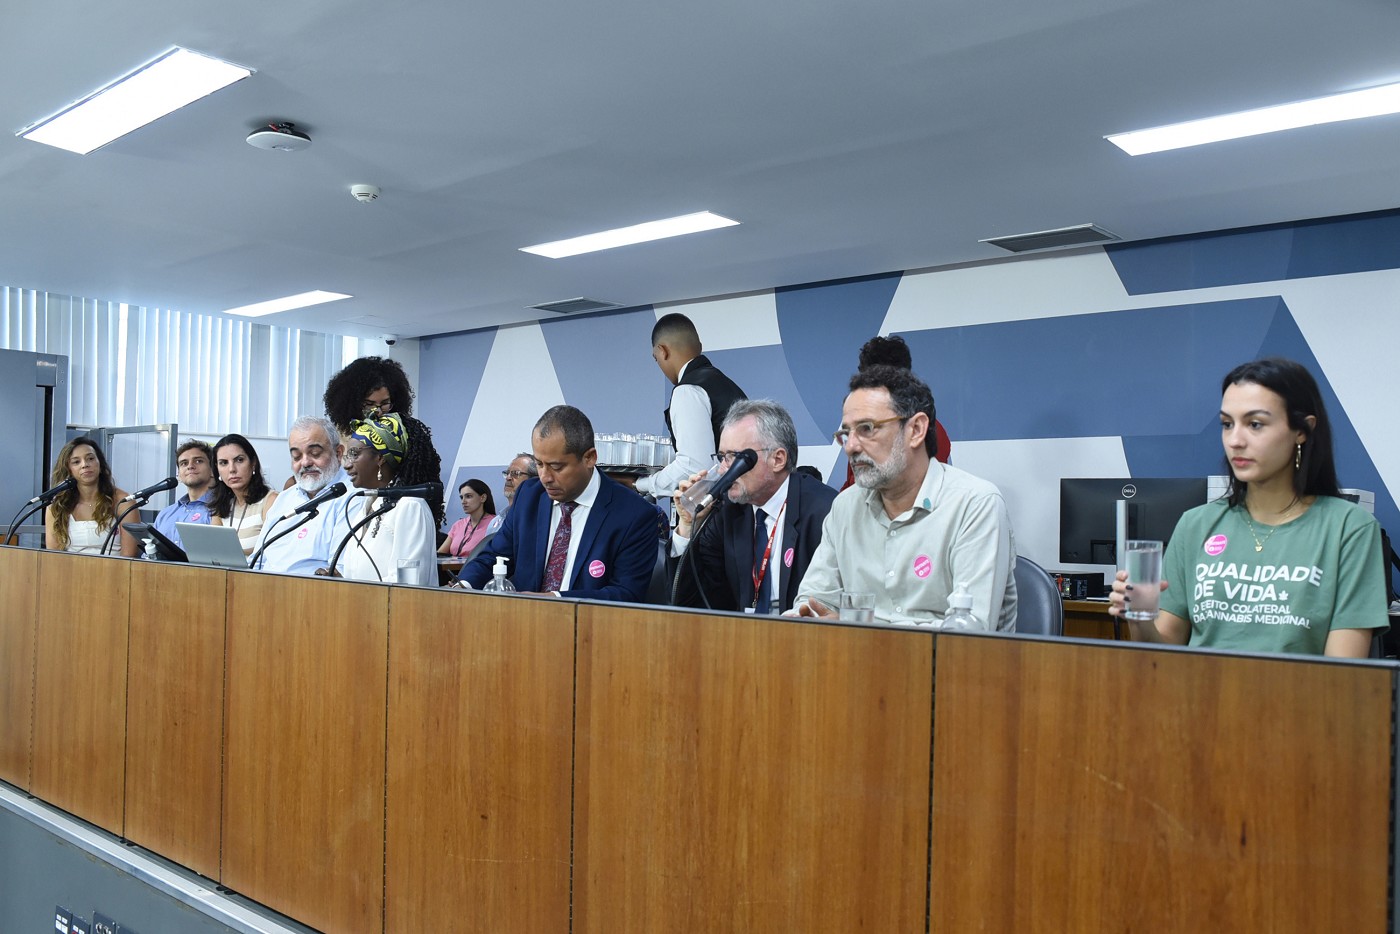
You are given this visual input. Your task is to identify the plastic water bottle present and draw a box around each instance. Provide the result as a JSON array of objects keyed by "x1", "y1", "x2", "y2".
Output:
[
  {"x1": 942, "y1": 582, "x2": 981, "y2": 631},
  {"x1": 482, "y1": 556, "x2": 516, "y2": 593}
]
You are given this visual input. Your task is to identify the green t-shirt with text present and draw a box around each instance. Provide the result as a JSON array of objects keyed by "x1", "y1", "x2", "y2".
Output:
[{"x1": 1160, "y1": 496, "x2": 1387, "y2": 655}]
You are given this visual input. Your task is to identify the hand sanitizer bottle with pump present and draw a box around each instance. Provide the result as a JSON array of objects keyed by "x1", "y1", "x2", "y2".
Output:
[
  {"x1": 482, "y1": 556, "x2": 516, "y2": 593},
  {"x1": 941, "y1": 583, "x2": 981, "y2": 630}
]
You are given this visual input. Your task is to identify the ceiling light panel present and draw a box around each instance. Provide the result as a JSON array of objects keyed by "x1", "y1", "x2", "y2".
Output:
[
  {"x1": 19, "y1": 47, "x2": 254, "y2": 155},
  {"x1": 224, "y1": 291, "x2": 351, "y2": 317},
  {"x1": 520, "y1": 211, "x2": 739, "y2": 259},
  {"x1": 1106, "y1": 82, "x2": 1400, "y2": 156}
]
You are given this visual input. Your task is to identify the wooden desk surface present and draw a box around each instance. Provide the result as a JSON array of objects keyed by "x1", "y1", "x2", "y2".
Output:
[{"x1": 1062, "y1": 598, "x2": 1130, "y2": 641}]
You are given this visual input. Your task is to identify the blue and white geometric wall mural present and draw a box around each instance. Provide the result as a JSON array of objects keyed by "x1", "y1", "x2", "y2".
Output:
[{"x1": 419, "y1": 209, "x2": 1400, "y2": 584}]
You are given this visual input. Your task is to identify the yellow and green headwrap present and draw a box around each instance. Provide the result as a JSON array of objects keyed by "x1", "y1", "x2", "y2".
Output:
[{"x1": 349, "y1": 412, "x2": 408, "y2": 467}]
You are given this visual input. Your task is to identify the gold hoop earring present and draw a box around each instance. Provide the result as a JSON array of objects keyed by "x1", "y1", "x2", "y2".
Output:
[{"x1": 1295, "y1": 443, "x2": 1302, "y2": 471}]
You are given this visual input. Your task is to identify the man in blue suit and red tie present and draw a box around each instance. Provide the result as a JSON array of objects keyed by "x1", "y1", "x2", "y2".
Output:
[{"x1": 456, "y1": 405, "x2": 658, "y2": 601}]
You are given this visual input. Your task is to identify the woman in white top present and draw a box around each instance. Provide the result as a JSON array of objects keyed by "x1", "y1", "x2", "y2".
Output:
[
  {"x1": 210, "y1": 433, "x2": 280, "y2": 556},
  {"x1": 44, "y1": 436, "x2": 139, "y2": 557},
  {"x1": 318, "y1": 412, "x2": 443, "y2": 586}
]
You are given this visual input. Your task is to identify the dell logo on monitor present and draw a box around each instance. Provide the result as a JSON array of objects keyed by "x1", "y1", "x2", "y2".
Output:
[{"x1": 1121, "y1": 484, "x2": 1137, "y2": 498}]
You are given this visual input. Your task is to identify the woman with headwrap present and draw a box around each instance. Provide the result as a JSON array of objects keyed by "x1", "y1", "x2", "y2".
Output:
[{"x1": 318, "y1": 411, "x2": 439, "y2": 586}]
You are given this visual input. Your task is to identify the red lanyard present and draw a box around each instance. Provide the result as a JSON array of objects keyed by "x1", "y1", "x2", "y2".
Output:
[{"x1": 751, "y1": 500, "x2": 787, "y2": 608}]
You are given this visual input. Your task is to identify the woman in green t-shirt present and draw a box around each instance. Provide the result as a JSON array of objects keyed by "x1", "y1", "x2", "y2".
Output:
[{"x1": 1108, "y1": 358, "x2": 1387, "y2": 657}]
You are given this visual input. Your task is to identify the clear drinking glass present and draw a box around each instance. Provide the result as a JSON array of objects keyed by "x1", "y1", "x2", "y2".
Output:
[
  {"x1": 1123, "y1": 540, "x2": 1164, "y2": 621},
  {"x1": 839, "y1": 591, "x2": 876, "y2": 623},
  {"x1": 677, "y1": 462, "x2": 727, "y2": 516}
]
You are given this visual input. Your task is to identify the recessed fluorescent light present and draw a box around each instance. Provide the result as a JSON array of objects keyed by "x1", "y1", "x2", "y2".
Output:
[
  {"x1": 520, "y1": 211, "x2": 739, "y2": 259},
  {"x1": 1106, "y1": 82, "x2": 1400, "y2": 156},
  {"x1": 224, "y1": 291, "x2": 351, "y2": 317},
  {"x1": 18, "y1": 47, "x2": 254, "y2": 155}
]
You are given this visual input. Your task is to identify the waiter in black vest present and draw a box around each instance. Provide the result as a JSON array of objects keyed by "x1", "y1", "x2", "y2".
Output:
[{"x1": 635, "y1": 313, "x2": 747, "y2": 499}]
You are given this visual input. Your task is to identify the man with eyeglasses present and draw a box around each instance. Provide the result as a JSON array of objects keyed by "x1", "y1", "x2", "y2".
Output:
[
  {"x1": 671, "y1": 399, "x2": 837, "y2": 614},
  {"x1": 500, "y1": 453, "x2": 538, "y2": 509},
  {"x1": 251, "y1": 415, "x2": 353, "y2": 575},
  {"x1": 455, "y1": 406, "x2": 657, "y2": 601},
  {"x1": 792, "y1": 366, "x2": 1017, "y2": 630}
]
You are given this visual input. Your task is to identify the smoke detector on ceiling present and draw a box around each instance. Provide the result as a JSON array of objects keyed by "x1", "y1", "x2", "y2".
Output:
[
  {"x1": 246, "y1": 122, "x2": 312, "y2": 152},
  {"x1": 350, "y1": 184, "x2": 380, "y2": 203}
]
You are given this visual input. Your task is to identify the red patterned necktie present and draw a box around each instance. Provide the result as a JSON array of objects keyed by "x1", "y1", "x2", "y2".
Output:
[{"x1": 540, "y1": 501, "x2": 578, "y2": 592}]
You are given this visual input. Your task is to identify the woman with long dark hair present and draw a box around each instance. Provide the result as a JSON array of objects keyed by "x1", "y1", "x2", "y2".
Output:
[
  {"x1": 439, "y1": 479, "x2": 498, "y2": 559},
  {"x1": 45, "y1": 437, "x2": 138, "y2": 556},
  {"x1": 210, "y1": 434, "x2": 280, "y2": 556},
  {"x1": 1109, "y1": 357, "x2": 1387, "y2": 656}
]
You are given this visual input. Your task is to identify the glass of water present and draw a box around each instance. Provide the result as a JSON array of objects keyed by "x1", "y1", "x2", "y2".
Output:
[
  {"x1": 1123, "y1": 540, "x2": 1163, "y2": 621},
  {"x1": 839, "y1": 591, "x2": 876, "y2": 623}
]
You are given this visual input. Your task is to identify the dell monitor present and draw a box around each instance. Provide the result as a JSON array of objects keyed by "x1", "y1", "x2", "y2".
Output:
[{"x1": 1059, "y1": 477, "x2": 1210, "y2": 567}]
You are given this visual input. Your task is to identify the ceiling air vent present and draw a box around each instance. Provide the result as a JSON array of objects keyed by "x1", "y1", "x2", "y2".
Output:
[
  {"x1": 529, "y1": 297, "x2": 622, "y2": 315},
  {"x1": 980, "y1": 223, "x2": 1120, "y2": 254}
]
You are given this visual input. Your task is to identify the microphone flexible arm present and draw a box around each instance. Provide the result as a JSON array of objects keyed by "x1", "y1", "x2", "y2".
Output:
[
  {"x1": 101, "y1": 497, "x2": 155, "y2": 556},
  {"x1": 3, "y1": 501, "x2": 46, "y2": 548},
  {"x1": 670, "y1": 503, "x2": 719, "y2": 610},
  {"x1": 247, "y1": 510, "x2": 314, "y2": 570},
  {"x1": 327, "y1": 495, "x2": 396, "y2": 579}
]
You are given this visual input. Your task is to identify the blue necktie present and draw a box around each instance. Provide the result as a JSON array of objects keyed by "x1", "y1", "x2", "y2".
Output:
[{"x1": 753, "y1": 507, "x2": 772, "y2": 614}]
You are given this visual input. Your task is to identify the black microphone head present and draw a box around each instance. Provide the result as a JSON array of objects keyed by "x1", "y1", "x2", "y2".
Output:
[
  {"x1": 58, "y1": 476, "x2": 77, "y2": 493},
  {"x1": 324, "y1": 481, "x2": 348, "y2": 499},
  {"x1": 155, "y1": 476, "x2": 177, "y2": 493},
  {"x1": 735, "y1": 449, "x2": 758, "y2": 468},
  {"x1": 378, "y1": 481, "x2": 442, "y2": 499}
]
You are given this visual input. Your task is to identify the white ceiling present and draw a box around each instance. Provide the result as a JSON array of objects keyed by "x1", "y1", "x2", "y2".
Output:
[{"x1": 4, "y1": 0, "x2": 1400, "y2": 339}]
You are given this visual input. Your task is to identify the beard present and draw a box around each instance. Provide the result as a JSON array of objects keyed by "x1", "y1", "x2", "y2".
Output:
[
  {"x1": 851, "y1": 435, "x2": 907, "y2": 491},
  {"x1": 296, "y1": 464, "x2": 329, "y2": 493}
]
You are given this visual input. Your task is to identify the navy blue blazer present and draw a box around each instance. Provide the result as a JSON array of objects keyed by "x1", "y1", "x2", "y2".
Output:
[
  {"x1": 673, "y1": 471, "x2": 838, "y2": 613},
  {"x1": 459, "y1": 473, "x2": 658, "y2": 603}
]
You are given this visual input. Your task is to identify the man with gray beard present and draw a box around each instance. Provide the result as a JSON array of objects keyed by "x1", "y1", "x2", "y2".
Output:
[
  {"x1": 792, "y1": 366, "x2": 1017, "y2": 630},
  {"x1": 251, "y1": 415, "x2": 353, "y2": 575}
]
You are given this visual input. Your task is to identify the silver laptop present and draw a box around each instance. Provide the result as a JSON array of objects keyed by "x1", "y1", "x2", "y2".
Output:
[{"x1": 176, "y1": 522, "x2": 250, "y2": 569}]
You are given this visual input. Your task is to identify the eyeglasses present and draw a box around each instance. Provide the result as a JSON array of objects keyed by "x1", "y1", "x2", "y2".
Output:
[
  {"x1": 502, "y1": 469, "x2": 533, "y2": 480},
  {"x1": 342, "y1": 446, "x2": 370, "y2": 464},
  {"x1": 711, "y1": 448, "x2": 774, "y2": 465},
  {"x1": 832, "y1": 416, "x2": 906, "y2": 446}
]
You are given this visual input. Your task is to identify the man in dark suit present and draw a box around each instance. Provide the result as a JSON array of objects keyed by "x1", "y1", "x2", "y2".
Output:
[
  {"x1": 457, "y1": 405, "x2": 658, "y2": 602},
  {"x1": 672, "y1": 399, "x2": 837, "y2": 614}
]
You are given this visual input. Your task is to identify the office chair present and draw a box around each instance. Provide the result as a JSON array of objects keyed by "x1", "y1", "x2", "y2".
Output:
[{"x1": 1013, "y1": 555, "x2": 1064, "y2": 636}]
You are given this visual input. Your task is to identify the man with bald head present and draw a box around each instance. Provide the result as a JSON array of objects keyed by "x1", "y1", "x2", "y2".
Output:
[{"x1": 635, "y1": 312, "x2": 746, "y2": 498}]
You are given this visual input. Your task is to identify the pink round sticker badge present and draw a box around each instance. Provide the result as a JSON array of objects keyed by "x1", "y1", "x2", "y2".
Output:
[
  {"x1": 913, "y1": 555, "x2": 932, "y2": 579},
  {"x1": 588, "y1": 559, "x2": 606, "y2": 578},
  {"x1": 1203, "y1": 534, "x2": 1228, "y2": 556},
  {"x1": 783, "y1": 547, "x2": 794, "y2": 568},
  {"x1": 297, "y1": 527, "x2": 309, "y2": 539},
  {"x1": 190, "y1": 512, "x2": 203, "y2": 522}
]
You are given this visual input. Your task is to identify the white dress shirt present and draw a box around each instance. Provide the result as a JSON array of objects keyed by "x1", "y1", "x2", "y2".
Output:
[
  {"x1": 637, "y1": 359, "x2": 716, "y2": 497},
  {"x1": 252, "y1": 467, "x2": 352, "y2": 575},
  {"x1": 545, "y1": 467, "x2": 602, "y2": 592}
]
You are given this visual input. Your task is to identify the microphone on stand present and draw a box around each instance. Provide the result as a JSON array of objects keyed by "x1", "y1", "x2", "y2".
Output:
[
  {"x1": 293, "y1": 481, "x2": 348, "y2": 515},
  {"x1": 120, "y1": 476, "x2": 177, "y2": 503},
  {"x1": 696, "y1": 450, "x2": 758, "y2": 511},
  {"x1": 372, "y1": 481, "x2": 443, "y2": 501},
  {"x1": 27, "y1": 476, "x2": 76, "y2": 505}
]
